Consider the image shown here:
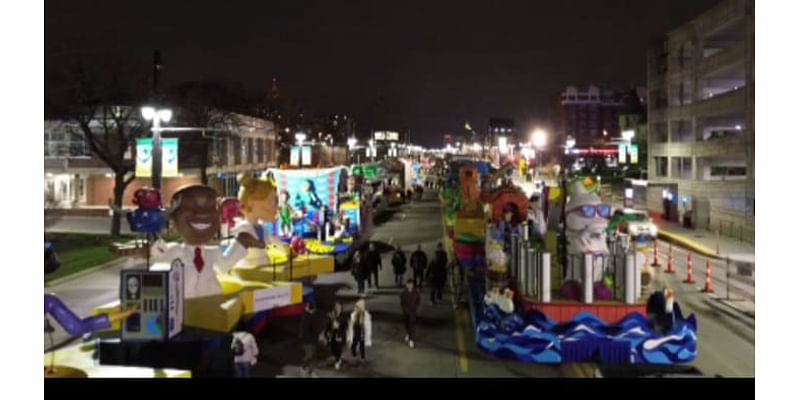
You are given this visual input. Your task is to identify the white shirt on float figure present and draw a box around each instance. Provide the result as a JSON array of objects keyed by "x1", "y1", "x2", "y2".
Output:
[
  {"x1": 150, "y1": 238, "x2": 247, "y2": 299},
  {"x1": 230, "y1": 218, "x2": 284, "y2": 269}
]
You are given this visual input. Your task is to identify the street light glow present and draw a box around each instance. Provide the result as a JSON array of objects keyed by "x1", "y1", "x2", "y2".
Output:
[
  {"x1": 565, "y1": 136, "x2": 576, "y2": 149},
  {"x1": 531, "y1": 129, "x2": 547, "y2": 148},
  {"x1": 348, "y1": 137, "x2": 358, "y2": 149},
  {"x1": 295, "y1": 132, "x2": 306, "y2": 146},
  {"x1": 141, "y1": 106, "x2": 156, "y2": 120},
  {"x1": 622, "y1": 130, "x2": 635, "y2": 141},
  {"x1": 158, "y1": 109, "x2": 172, "y2": 123}
]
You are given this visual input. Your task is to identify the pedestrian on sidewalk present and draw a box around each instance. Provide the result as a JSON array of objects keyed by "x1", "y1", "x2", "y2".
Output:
[
  {"x1": 400, "y1": 280, "x2": 420, "y2": 348},
  {"x1": 352, "y1": 249, "x2": 368, "y2": 295},
  {"x1": 392, "y1": 246, "x2": 407, "y2": 287},
  {"x1": 365, "y1": 242, "x2": 382, "y2": 290},
  {"x1": 347, "y1": 299, "x2": 372, "y2": 366},
  {"x1": 232, "y1": 331, "x2": 259, "y2": 378},
  {"x1": 410, "y1": 245, "x2": 428, "y2": 289},
  {"x1": 325, "y1": 302, "x2": 348, "y2": 370},
  {"x1": 427, "y1": 243, "x2": 448, "y2": 304},
  {"x1": 298, "y1": 302, "x2": 322, "y2": 377}
]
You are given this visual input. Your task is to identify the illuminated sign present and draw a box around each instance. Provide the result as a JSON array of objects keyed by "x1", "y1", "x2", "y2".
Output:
[
  {"x1": 629, "y1": 144, "x2": 639, "y2": 164},
  {"x1": 374, "y1": 131, "x2": 399, "y2": 141},
  {"x1": 618, "y1": 144, "x2": 627, "y2": 164},
  {"x1": 373, "y1": 131, "x2": 386, "y2": 141}
]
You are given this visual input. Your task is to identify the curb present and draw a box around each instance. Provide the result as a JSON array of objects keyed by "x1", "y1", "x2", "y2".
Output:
[
  {"x1": 703, "y1": 296, "x2": 755, "y2": 325},
  {"x1": 658, "y1": 230, "x2": 718, "y2": 259},
  {"x1": 45, "y1": 257, "x2": 131, "y2": 287}
]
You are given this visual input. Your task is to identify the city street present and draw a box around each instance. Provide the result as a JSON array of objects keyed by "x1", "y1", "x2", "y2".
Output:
[{"x1": 43, "y1": 189, "x2": 754, "y2": 377}]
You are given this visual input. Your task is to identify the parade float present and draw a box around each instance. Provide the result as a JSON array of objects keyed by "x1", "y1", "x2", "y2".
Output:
[
  {"x1": 46, "y1": 172, "x2": 355, "y2": 377},
  {"x1": 439, "y1": 159, "x2": 698, "y2": 366}
]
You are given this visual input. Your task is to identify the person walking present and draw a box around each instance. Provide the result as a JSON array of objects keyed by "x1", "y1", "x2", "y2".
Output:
[
  {"x1": 325, "y1": 302, "x2": 348, "y2": 370},
  {"x1": 352, "y1": 250, "x2": 368, "y2": 295},
  {"x1": 232, "y1": 331, "x2": 259, "y2": 378},
  {"x1": 298, "y1": 303, "x2": 321, "y2": 377},
  {"x1": 365, "y1": 242, "x2": 382, "y2": 290},
  {"x1": 347, "y1": 299, "x2": 372, "y2": 366},
  {"x1": 427, "y1": 243, "x2": 448, "y2": 304},
  {"x1": 410, "y1": 245, "x2": 428, "y2": 289},
  {"x1": 392, "y1": 246, "x2": 407, "y2": 287},
  {"x1": 400, "y1": 280, "x2": 420, "y2": 348}
]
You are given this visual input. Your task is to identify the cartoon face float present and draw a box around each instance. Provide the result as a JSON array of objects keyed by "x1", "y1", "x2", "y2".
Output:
[
  {"x1": 232, "y1": 174, "x2": 281, "y2": 269},
  {"x1": 150, "y1": 185, "x2": 261, "y2": 299}
]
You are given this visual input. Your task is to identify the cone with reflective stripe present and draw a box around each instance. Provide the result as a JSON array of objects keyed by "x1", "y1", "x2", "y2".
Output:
[
  {"x1": 651, "y1": 240, "x2": 661, "y2": 267},
  {"x1": 684, "y1": 252, "x2": 695, "y2": 284},
  {"x1": 665, "y1": 243, "x2": 675, "y2": 273},
  {"x1": 702, "y1": 258, "x2": 714, "y2": 293}
]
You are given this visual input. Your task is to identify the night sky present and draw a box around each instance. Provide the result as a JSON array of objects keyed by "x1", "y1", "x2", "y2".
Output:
[{"x1": 45, "y1": 0, "x2": 719, "y2": 146}]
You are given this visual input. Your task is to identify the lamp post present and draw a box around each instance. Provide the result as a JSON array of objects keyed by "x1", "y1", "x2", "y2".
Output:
[
  {"x1": 348, "y1": 137, "x2": 358, "y2": 165},
  {"x1": 559, "y1": 134, "x2": 575, "y2": 276},
  {"x1": 531, "y1": 129, "x2": 547, "y2": 177},
  {"x1": 141, "y1": 106, "x2": 172, "y2": 190}
]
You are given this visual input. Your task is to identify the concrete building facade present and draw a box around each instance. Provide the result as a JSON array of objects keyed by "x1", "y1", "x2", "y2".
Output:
[{"x1": 646, "y1": 0, "x2": 754, "y2": 243}]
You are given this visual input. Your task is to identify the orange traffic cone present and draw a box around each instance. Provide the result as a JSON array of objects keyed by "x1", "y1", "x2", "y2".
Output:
[
  {"x1": 684, "y1": 252, "x2": 695, "y2": 284},
  {"x1": 665, "y1": 243, "x2": 675, "y2": 274},
  {"x1": 651, "y1": 240, "x2": 661, "y2": 267},
  {"x1": 703, "y1": 258, "x2": 714, "y2": 293}
]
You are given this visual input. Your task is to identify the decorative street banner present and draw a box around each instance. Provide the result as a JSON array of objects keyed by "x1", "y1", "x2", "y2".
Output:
[
  {"x1": 136, "y1": 138, "x2": 179, "y2": 178},
  {"x1": 162, "y1": 138, "x2": 179, "y2": 177},
  {"x1": 301, "y1": 146, "x2": 312, "y2": 166},
  {"x1": 630, "y1": 144, "x2": 639, "y2": 164},
  {"x1": 290, "y1": 146, "x2": 301, "y2": 166},
  {"x1": 136, "y1": 138, "x2": 153, "y2": 177},
  {"x1": 618, "y1": 144, "x2": 627, "y2": 164}
]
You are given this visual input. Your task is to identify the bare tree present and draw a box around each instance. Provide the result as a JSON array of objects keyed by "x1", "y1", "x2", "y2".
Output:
[{"x1": 46, "y1": 50, "x2": 150, "y2": 237}]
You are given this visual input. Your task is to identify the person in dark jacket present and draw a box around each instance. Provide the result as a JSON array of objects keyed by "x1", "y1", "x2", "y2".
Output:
[
  {"x1": 400, "y1": 280, "x2": 421, "y2": 348},
  {"x1": 427, "y1": 243, "x2": 448, "y2": 304},
  {"x1": 410, "y1": 245, "x2": 428, "y2": 289},
  {"x1": 365, "y1": 242, "x2": 382, "y2": 289},
  {"x1": 325, "y1": 302, "x2": 348, "y2": 370},
  {"x1": 392, "y1": 246, "x2": 407, "y2": 287},
  {"x1": 298, "y1": 302, "x2": 321, "y2": 376},
  {"x1": 352, "y1": 250, "x2": 368, "y2": 295}
]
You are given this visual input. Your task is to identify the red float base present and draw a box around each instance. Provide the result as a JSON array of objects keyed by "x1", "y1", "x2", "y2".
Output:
[{"x1": 519, "y1": 298, "x2": 647, "y2": 324}]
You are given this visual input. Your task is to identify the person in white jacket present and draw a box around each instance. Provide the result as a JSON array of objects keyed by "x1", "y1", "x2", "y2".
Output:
[
  {"x1": 346, "y1": 299, "x2": 372, "y2": 365},
  {"x1": 232, "y1": 331, "x2": 259, "y2": 378},
  {"x1": 150, "y1": 185, "x2": 263, "y2": 299}
]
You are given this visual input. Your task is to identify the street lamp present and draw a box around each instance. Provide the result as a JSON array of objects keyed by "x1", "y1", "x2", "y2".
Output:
[
  {"x1": 141, "y1": 106, "x2": 172, "y2": 190},
  {"x1": 532, "y1": 129, "x2": 547, "y2": 149},
  {"x1": 622, "y1": 129, "x2": 635, "y2": 142},
  {"x1": 565, "y1": 136, "x2": 576, "y2": 150},
  {"x1": 295, "y1": 132, "x2": 306, "y2": 146}
]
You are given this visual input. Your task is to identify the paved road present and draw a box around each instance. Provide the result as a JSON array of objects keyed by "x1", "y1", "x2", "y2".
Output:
[
  {"x1": 648, "y1": 243, "x2": 755, "y2": 377},
  {"x1": 256, "y1": 191, "x2": 565, "y2": 378}
]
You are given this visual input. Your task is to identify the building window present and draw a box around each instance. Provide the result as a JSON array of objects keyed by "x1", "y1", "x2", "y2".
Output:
[
  {"x1": 247, "y1": 138, "x2": 254, "y2": 164},
  {"x1": 655, "y1": 157, "x2": 668, "y2": 177},
  {"x1": 257, "y1": 139, "x2": 264, "y2": 163},
  {"x1": 706, "y1": 165, "x2": 747, "y2": 181},
  {"x1": 672, "y1": 120, "x2": 692, "y2": 143},
  {"x1": 233, "y1": 136, "x2": 242, "y2": 165},
  {"x1": 671, "y1": 157, "x2": 693, "y2": 179},
  {"x1": 652, "y1": 123, "x2": 668, "y2": 143}
]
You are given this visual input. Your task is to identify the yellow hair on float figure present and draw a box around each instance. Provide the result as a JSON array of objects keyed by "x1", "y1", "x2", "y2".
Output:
[{"x1": 237, "y1": 173, "x2": 277, "y2": 214}]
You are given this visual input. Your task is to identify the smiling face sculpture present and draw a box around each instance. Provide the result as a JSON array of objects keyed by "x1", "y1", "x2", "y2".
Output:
[{"x1": 169, "y1": 185, "x2": 221, "y2": 246}]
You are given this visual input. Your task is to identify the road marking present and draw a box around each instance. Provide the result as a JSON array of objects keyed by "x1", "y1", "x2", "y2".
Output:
[{"x1": 454, "y1": 308, "x2": 469, "y2": 374}]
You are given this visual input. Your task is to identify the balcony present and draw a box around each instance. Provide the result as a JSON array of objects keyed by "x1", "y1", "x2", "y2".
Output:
[
  {"x1": 693, "y1": 87, "x2": 748, "y2": 116},
  {"x1": 694, "y1": 136, "x2": 751, "y2": 158},
  {"x1": 698, "y1": 41, "x2": 746, "y2": 78}
]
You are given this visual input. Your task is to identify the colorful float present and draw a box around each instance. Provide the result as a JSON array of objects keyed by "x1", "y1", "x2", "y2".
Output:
[
  {"x1": 45, "y1": 169, "x2": 361, "y2": 377},
  {"x1": 438, "y1": 158, "x2": 698, "y2": 366}
]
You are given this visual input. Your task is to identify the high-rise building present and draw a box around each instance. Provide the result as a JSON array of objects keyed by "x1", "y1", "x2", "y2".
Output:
[
  {"x1": 646, "y1": 0, "x2": 754, "y2": 243},
  {"x1": 553, "y1": 85, "x2": 625, "y2": 146}
]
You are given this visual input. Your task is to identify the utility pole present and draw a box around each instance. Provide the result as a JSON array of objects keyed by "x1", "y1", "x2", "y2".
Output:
[{"x1": 151, "y1": 50, "x2": 163, "y2": 190}]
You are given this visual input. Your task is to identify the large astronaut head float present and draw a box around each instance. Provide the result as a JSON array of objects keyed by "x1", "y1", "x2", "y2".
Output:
[{"x1": 565, "y1": 179, "x2": 611, "y2": 256}]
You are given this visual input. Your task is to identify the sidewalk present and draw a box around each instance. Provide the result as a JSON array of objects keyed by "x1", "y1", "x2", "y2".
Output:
[{"x1": 654, "y1": 217, "x2": 755, "y2": 261}]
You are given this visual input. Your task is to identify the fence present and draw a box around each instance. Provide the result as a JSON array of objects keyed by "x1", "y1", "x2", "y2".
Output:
[{"x1": 508, "y1": 233, "x2": 641, "y2": 304}]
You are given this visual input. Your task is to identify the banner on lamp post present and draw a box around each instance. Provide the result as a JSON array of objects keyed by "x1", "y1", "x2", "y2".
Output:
[
  {"x1": 630, "y1": 144, "x2": 639, "y2": 164},
  {"x1": 618, "y1": 144, "x2": 627, "y2": 164},
  {"x1": 136, "y1": 138, "x2": 153, "y2": 177},
  {"x1": 162, "y1": 138, "x2": 179, "y2": 177}
]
